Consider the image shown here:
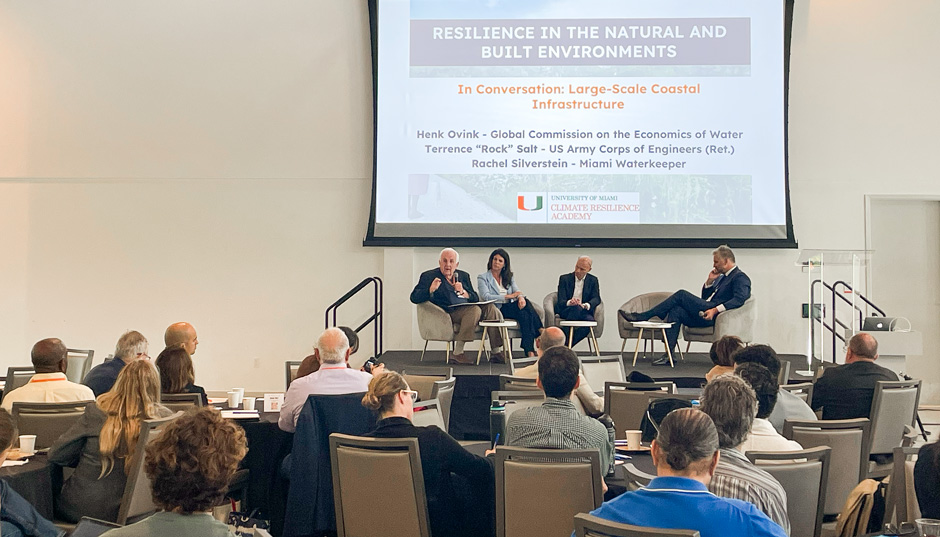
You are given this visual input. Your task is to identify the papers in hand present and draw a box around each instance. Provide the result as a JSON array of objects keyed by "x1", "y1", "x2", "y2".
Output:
[
  {"x1": 447, "y1": 299, "x2": 496, "y2": 308},
  {"x1": 2, "y1": 460, "x2": 28, "y2": 467}
]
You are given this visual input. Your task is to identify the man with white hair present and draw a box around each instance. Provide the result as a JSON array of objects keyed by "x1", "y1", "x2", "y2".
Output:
[
  {"x1": 556, "y1": 256, "x2": 602, "y2": 347},
  {"x1": 410, "y1": 248, "x2": 503, "y2": 365},
  {"x1": 278, "y1": 327, "x2": 385, "y2": 432},
  {"x1": 83, "y1": 330, "x2": 150, "y2": 396}
]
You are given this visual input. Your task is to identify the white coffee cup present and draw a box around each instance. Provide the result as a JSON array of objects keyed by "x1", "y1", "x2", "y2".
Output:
[
  {"x1": 625, "y1": 430, "x2": 643, "y2": 451},
  {"x1": 19, "y1": 434, "x2": 37, "y2": 455},
  {"x1": 227, "y1": 391, "x2": 240, "y2": 408},
  {"x1": 242, "y1": 397, "x2": 256, "y2": 411},
  {"x1": 231, "y1": 388, "x2": 244, "y2": 406}
]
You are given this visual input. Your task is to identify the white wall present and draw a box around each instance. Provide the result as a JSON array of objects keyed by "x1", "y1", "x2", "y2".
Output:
[{"x1": 1, "y1": 0, "x2": 938, "y2": 399}]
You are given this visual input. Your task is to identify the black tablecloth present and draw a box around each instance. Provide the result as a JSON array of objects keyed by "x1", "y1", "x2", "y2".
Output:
[
  {"x1": 1, "y1": 453, "x2": 54, "y2": 520},
  {"x1": 235, "y1": 412, "x2": 292, "y2": 537}
]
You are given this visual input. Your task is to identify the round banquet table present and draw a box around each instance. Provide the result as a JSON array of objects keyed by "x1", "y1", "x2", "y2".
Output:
[{"x1": 1, "y1": 453, "x2": 55, "y2": 520}]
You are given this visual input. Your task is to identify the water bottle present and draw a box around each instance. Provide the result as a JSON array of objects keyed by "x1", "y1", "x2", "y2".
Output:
[{"x1": 489, "y1": 400, "x2": 506, "y2": 445}]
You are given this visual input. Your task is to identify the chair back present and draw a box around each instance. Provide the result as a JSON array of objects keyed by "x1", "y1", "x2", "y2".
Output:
[
  {"x1": 402, "y1": 366, "x2": 453, "y2": 402},
  {"x1": 329, "y1": 434, "x2": 430, "y2": 537},
  {"x1": 412, "y1": 399, "x2": 446, "y2": 431},
  {"x1": 780, "y1": 382, "x2": 814, "y2": 403},
  {"x1": 747, "y1": 447, "x2": 831, "y2": 537},
  {"x1": 492, "y1": 390, "x2": 546, "y2": 418},
  {"x1": 617, "y1": 292, "x2": 672, "y2": 338},
  {"x1": 580, "y1": 356, "x2": 625, "y2": 395},
  {"x1": 117, "y1": 412, "x2": 183, "y2": 524},
  {"x1": 784, "y1": 418, "x2": 871, "y2": 515},
  {"x1": 884, "y1": 446, "x2": 921, "y2": 526},
  {"x1": 509, "y1": 355, "x2": 538, "y2": 374},
  {"x1": 160, "y1": 392, "x2": 203, "y2": 412},
  {"x1": 11, "y1": 401, "x2": 92, "y2": 449},
  {"x1": 604, "y1": 381, "x2": 676, "y2": 438},
  {"x1": 285, "y1": 360, "x2": 302, "y2": 389},
  {"x1": 573, "y1": 513, "x2": 700, "y2": 537},
  {"x1": 429, "y1": 377, "x2": 456, "y2": 431},
  {"x1": 543, "y1": 292, "x2": 560, "y2": 328},
  {"x1": 495, "y1": 446, "x2": 603, "y2": 537},
  {"x1": 4, "y1": 366, "x2": 35, "y2": 395},
  {"x1": 499, "y1": 374, "x2": 541, "y2": 392},
  {"x1": 777, "y1": 359, "x2": 791, "y2": 385},
  {"x1": 869, "y1": 380, "x2": 920, "y2": 456},
  {"x1": 622, "y1": 463, "x2": 655, "y2": 491},
  {"x1": 66, "y1": 349, "x2": 95, "y2": 383}
]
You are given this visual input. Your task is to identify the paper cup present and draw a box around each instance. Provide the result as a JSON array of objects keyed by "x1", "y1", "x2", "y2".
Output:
[
  {"x1": 625, "y1": 430, "x2": 643, "y2": 451},
  {"x1": 242, "y1": 397, "x2": 256, "y2": 411},
  {"x1": 19, "y1": 434, "x2": 36, "y2": 455},
  {"x1": 231, "y1": 388, "x2": 244, "y2": 406},
  {"x1": 227, "y1": 391, "x2": 240, "y2": 408}
]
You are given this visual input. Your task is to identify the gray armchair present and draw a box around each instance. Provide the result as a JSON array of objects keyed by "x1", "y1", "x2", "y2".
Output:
[
  {"x1": 682, "y1": 295, "x2": 757, "y2": 351},
  {"x1": 542, "y1": 292, "x2": 605, "y2": 337},
  {"x1": 617, "y1": 292, "x2": 672, "y2": 353},
  {"x1": 416, "y1": 302, "x2": 482, "y2": 362}
]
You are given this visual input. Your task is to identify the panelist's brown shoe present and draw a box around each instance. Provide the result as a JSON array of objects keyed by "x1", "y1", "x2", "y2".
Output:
[{"x1": 449, "y1": 353, "x2": 474, "y2": 365}]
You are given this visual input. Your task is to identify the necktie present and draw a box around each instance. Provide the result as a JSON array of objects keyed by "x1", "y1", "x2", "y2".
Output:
[{"x1": 707, "y1": 274, "x2": 724, "y2": 302}]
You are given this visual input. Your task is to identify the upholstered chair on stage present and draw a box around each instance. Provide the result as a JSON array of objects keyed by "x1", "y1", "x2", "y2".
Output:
[{"x1": 682, "y1": 295, "x2": 757, "y2": 351}]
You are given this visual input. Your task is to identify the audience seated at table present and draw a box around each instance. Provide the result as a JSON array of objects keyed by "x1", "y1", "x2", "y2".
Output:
[
  {"x1": 811, "y1": 332, "x2": 898, "y2": 420},
  {"x1": 699, "y1": 374, "x2": 790, "y2": 533},
  {"x1": 579, "y1": 408, "x2": 786, "y2": 537},
  {"x1": 154, "y1": 345, "x2": 208, "y2": 406},
  {"x1": 295, "y1": 326, "x2": 358, "y2": 380},
  {"x1": 733, "y1": 344, "x2": 817, "y2": 433},
  {"x1": 915, "y1": 439, "x2": 940, "y2": 519},
  {"x1": 102, "y1": 407, "x2": 246, "y2": 537},
  {"x1": 1, "y1": 338, "x2": 94, "y2": 411},
  {"x1": 734, "y1": 363, "x2": 803, "y2": 455},
  {"x1": 363, "y1": 371, "x2": 495, "y2": 537},
  {"x1": 704, "y1": 335, "x2": 743, "y2": 383},
  {"x1": 83, "y1": 331, "x2": 151, "y2": 397},
  {"x1": 0, "y1": 409, "x2": 65, "y2": 537},
  {"x1": 50, "y1": 360, "x2": 174, "y2": 523}
]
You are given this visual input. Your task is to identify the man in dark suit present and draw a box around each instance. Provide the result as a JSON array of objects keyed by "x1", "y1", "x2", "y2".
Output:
[
  {"x1": 622, "y1": 245, "x2": 751, "y2": 365},
  {"x1": 410, "y1": 248, "x2": 502, "y2": 365},
  {"x1": 556, "y1": 256, "x2": 602, "y2": 347},
  {"x1": 811, "y1": 332, "x2": 898, "y2": 420}
]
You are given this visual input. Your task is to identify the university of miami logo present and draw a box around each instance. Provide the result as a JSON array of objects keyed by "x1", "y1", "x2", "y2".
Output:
[{"x1": 517, "y1": 195, "x2": 543, "y2": 211}]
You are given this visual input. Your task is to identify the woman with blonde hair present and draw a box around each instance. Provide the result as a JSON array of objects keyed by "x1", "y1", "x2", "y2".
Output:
[
  {"x1": 363, "y1": 371, "x2": 494, "y2": 537},
  {"x1": 155, "y1": 345, "x2": 208, "y2": 405},
  {"x1": 50, "y1": 359, "x2": 173, "y2": 523}
]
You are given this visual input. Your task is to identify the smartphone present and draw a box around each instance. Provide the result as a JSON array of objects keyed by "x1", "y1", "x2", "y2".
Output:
[{"x1": 363, "y1": 357, "x2": 380, "y2": 373}]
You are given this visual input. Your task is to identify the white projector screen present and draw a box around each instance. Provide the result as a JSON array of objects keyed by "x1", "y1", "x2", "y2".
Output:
[{"x1": 365, "y1": 0, "x2": 796, "y2": 248}]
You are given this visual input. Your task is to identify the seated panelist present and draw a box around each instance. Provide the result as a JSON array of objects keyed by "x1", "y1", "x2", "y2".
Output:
[
  {"x1": 477, "y1": 248, "x2": 542, "y2": 357},
  {"x1": 556, "y1": 256, "x2": 601, "y2": 346}
]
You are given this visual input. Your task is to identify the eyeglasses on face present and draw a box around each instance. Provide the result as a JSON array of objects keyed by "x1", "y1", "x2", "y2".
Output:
[{"x1": 402, "y1": 389, "x2": 418, "y2": 403}]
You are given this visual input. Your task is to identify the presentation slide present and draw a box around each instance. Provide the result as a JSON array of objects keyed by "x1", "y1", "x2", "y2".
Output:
[{"x1": 367, "y1": 0, "x2": 793, "y2": 246}]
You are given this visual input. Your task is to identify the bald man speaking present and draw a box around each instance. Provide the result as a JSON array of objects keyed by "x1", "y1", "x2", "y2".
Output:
[{"x1": 556, "y1": 256, "x2": 601, "y2": 347}]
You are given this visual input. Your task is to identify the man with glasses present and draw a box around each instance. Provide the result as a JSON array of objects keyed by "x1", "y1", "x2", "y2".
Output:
[
  {"x1": 278, "y1": 327, "x2": 385, "y2": 432},
  {"x1": 82, "y1": 330, "x2": 150, "y2": 397}
]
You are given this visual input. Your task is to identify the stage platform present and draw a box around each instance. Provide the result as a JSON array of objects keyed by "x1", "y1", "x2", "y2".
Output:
[{"x1": 378, "y1": 349, "x2": 812, "y2": 440}]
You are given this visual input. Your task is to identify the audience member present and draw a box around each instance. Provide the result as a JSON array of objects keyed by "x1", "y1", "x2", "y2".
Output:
[
  {"x1": 363, "y1": 371, "x2": 494, "y2": 537},
  {"x1": 513, "y1": 327, "x2": 603, "y2": 416},
  {"x1": 1, "y1": 338, "x2": 94, "y2": 411},
  {"x1": 477, "y1": 248, "x2": 543, "y2": 356},
  {"x1": 410, "y1": 248, "x2": 503, "y2": 365},
  {"x1": 506, "y1": 346, "x2": 615, "y2": 477},
  {"x1": 735, "y1": 363, "x2": 803, "y2": 454},
  {"x1": 50, "y1": 360, "x2": 173, "y2": 523},
  {"x1": 699, "y1": 374, "x2": 790, "y2": 533},
  {"x1": 163, "y1": 322, "x2": 198, "y2": 356},
  {"x1": 295, "y1": 326, "x2": 359, "y2": 380},
  {"x1": 279, "y1": 327, "x2": 384, "y2": 432},
  {"x1": 733, "y1": 344, "x2": 816, "y2": 433},
  {"x1": 914, "y1": 440, "x2": 940, "y2": 519},
  {"x1": 155, "y1": 346, "x2": 208, "y2": 406},
  {"x1": 555, "y1": 256, "x2": 601, "y2": 347},
  {"x1": 705, "y1": 336, "x2": 743, "y2": 383},
  {"x1": 0, "y1": 409, "x2": 65, "y2": 537},
  {"x1": 102, "y1": 408, "x2": 246, "y2": 536},
  {"x1": 812, "y1": 332, "x2": 898, "y2": 420},
  {"x1": 579, "y1": 408, "x2": 786, "y2": 537},
  {"x1": 83, "y1": 331, "x2": 150, "y2": 397}
]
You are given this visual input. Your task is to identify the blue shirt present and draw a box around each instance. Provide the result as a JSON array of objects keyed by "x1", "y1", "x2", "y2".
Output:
[
  {"x1": 577, "y1": 476, "x2": 787, "y2": 537},
  {"x1": 82, "y1": 358, "x2": 127, "y2": 397}
]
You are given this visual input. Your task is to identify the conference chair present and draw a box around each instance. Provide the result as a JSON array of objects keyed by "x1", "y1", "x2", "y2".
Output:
[
  {"x1": 883, "y1": 446, "x2": 921, "y2": 527},
  {"x1": 402, "y1": 366, "x2": 453, "y2": 402},
  {"x1": 780, "y1": 381, "x2": 814, "y2": 404},
  {"x1": 415, "y1": 301, "x2": 484, "y2": 362},
  {"x1": 580, "y1": 356, "x2": 626, "y2": 395},
  {"x1": 285, "y1": 360, "x2": 302, "y2": 389},
  {"x1": 499, "y1": 374, "x2": 540, "y2": 391},
  {"x1": 783, "y1": 418, "x2": 871, "y2": 516},
  {"x1": 604, "y1": 381, "x2": 676, "y2": 438},
  {"x1": 617, "y1": 292, "x2": 671, "y2": 354},
  {"x1": 777, "y1": 359, "x2": 791, "y2": 385},
  {"x1": 160, "y1": 392, "x2": 204, "y2": 413},
  {"x1": 622, "y1": 463, "x2": 655, "y2": 491},
  {"x1": 429, "y1": 377, "x2": 456, "y2": 431},
  {"x1": 116, "y1": 412, "x2": 183, "y2": 525},
  {"x1": 867, "y1": 379, "x2": 921, "y2": 478},
  {"x1": 542, "y1": 292, "x2": 606, "y2": 351},
  {"x1": 573, "y1": 513, "x2": 700, "y2": 537},
  {"x1": 11, "y1": 401, "x2": 92, "y2": 450},
  {"x1": 509, "y1": 355, "x2": 538, "y2": 374},
  {"x1": 746, "y1": 447, "x2": 831, "y2": 537},
  {"x1": 495, "y1": 446, "x2": 604, "y2": 537},
  {"x1": 4, "y1": 366, "x2": 35, "y2": 396},
  {"x1": 65, "y1": 348, "x2": 95, "y2": 383},
  {"x1": 412, "y1": 398, "x2": 446, "y2": 431},
  {"x1": 329, "y1": 434, "x2": 430, "y2": 537},
  {"x1": 682, "y1": 295, "x2": 757, "y2": 351}
]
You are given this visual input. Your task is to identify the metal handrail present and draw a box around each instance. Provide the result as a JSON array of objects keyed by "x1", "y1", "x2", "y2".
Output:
[
  {"x1": 325, "y1": 277, "x2": 383, "y2": 358},
  {"x1": 810, "y1": 279, "x2": 886, "y2": 362}
]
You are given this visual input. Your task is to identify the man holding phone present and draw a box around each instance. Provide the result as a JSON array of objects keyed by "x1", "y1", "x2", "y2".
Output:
[{"x1": 621, "y1": 245, "x2": 751, "y2": 366}]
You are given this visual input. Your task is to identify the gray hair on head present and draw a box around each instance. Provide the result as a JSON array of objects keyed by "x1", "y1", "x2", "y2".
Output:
[
  {"x1": 114, "y1": 331, "x2": 148, "y2": 361},
  {"x1": 440, "y1": 248, "x2": 459, "y2": 262},
  {"x1": 317, "y1": 327, "x2": 350, "y2": 365},
  {"x1": 713, "y1": 245, "x2": 735, "y2": 263},
  {"x1": 699, "y1": 374, "x2": 757, "y2": 449},
  {"x1": 656, "y1": 408, "x2": 720, "y2": 472}
]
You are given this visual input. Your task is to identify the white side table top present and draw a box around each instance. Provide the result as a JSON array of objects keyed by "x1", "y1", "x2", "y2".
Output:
[
  {"x1": 479, "y1": 320, "x2": 518, "y2": 328},
  {"x1": 559, "y1": 320, "x2": 598, "y2": 327},
  {"x1": 630, "y1": 321, "x2": 674, "y2": 328}
]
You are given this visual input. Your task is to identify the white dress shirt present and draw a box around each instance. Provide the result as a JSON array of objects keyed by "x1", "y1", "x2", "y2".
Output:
[
  {"x1": 278, "y1": 365, "x2": 373, "y2": 432},
  {"x1": 569, "y1": 276, "x2": 591, "y2": 310},
  {"x1": 739, "y1": 417, "x2": 804, "y2": 454},
  {"x1": 1, "y1": 372, "x2": 95, "y2": 411}
]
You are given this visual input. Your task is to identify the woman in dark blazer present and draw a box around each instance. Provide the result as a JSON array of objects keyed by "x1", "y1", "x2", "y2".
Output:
[{"x1": 477, "y1": 248, "x2": 543, "y2": 356}]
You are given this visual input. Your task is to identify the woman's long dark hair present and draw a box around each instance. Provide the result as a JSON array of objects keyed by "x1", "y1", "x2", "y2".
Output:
[{"x1": 487, "y1": 248, "x2": 513, "y2": 285}]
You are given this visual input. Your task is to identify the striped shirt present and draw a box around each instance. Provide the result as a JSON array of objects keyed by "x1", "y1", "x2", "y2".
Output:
[
  {"x1": 710, "y1": 447, "x2": 790, "y2": 534},
  {"x1": 506, "y1": 397, "x2": 614, "y2": 474}
]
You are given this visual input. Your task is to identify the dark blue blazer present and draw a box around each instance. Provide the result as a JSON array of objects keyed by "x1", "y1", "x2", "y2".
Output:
[
  {"x1": 410, "y1": 268, "x2": 480, "y2": 309},
  {"x1": 700, "y1": 267, "x2": 751, "y2": 311},
  {"x1": 556, "y1": 272, "x2": 601, "y2": 314}
]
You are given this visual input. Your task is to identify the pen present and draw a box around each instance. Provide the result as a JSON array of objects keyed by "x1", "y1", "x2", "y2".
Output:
[{"x1": 492, "y1": 433, "x2": 501, "y2": 449}]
